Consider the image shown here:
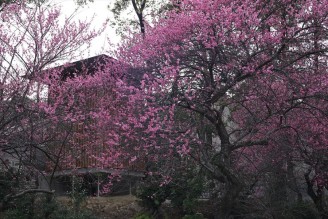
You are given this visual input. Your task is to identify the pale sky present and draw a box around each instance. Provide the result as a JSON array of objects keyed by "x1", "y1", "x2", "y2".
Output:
[{"x1": 51, "y1": 0, "x2": 122, "y2": 58}]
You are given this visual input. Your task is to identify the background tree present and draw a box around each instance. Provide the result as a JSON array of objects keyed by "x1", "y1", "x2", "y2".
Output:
[
  {"x1": 76, "y1": 0, "x2": 170, "y2": 35},
  {"x1": 111, "y1": 0, "x2": 148, "y2": 35}
]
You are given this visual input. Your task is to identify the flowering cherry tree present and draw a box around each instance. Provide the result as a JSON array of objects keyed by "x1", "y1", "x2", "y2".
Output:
[
  {"x1": 0, "y1": 1, "x2": 104, "y2": 198},
  {"x1": 109, "y1": 0, "x2": 328, "y2": 217},
  {"x1": 8, "y1": 0, "x2": 326, "y2": 217}
]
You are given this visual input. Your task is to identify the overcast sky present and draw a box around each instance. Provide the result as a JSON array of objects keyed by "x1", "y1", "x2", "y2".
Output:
[{"x1": 52, "y1": 0, "x2": 122, "y2": 58}]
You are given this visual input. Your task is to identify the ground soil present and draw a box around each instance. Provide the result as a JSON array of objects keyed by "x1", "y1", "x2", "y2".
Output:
[
  {"x1": 57, "y1": 195, "x2": 143, "y2": 219},
  {"x1": 56, "y1": 195, "x2": 214, "y2": 219}
]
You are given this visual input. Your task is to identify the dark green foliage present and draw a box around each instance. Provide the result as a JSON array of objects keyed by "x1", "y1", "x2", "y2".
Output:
[
  {"x1": 53, "y1": 176, "x2": 99, "y2": 219},
  {"x1": 0, "y1": 168, "x2": 18, "y2": 200},
  {"x1": 3, "y1": 194, "x2": 36, "y2": 219},
  {"x1": 66, "y1": 176, "x2": 91, "y2": 217},
  {"x1": 182, "y1": 213, "x2": 206, "y2": 219},
  {"x1": 111, "y1": 0, "x2": 130, "y2": 15},
  {"x1": 0, "y1": 0, "x2": 12, "y2": 7},
  {"x1": 134, "y1": 212, "x2": 153, "y2": 219},
  {"x1": 136, "y1": 177, "x2": 171, "y2": 213},
  {"x1": 280, "y1": 201, "x2": 321, "y2": 219},
  {"x1": 3, "y1": 185, "x2": 97, "y2": 219},
  {"x1": 169, "y1": 170, "x2": 204, "y2": 214},
  {"x1": 136, "y1": 165, "x2": 205, "y2": 217},
  {"x1": 0, "y1": 0, "x2": 47, "y2": 8}
]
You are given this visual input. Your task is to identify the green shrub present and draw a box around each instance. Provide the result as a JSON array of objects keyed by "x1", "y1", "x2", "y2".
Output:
[
  {"x1": 136, "y1": 166, "x2": 205, "y2": 217},
  {"x1": 134, "y1": 212, "x2": 154, "y2": 219},
  {"x1": 281, "y1": 201, "x2": 320, "y2": 219},
  {"x1": 136, "y1": 179, "x2": 171, "y2": 213},
  {"x1": 170, "y1": 173, "x2": 204, "y2": 214},
  {"x1": 0, "y1": 168, "x2": 18, "y2": 200},
  {"x1": 68, "y1": 176, "x2": 87, "y2": 215},
  {"x1": 3, "y1": 193, "x2": 98, "y2": 219},
  {"x1": 3, "y1": 193, "x2": 36, "y2": 219},
  {"x1": 182, "y1": 213, "x2": 206, "y2": 219}
]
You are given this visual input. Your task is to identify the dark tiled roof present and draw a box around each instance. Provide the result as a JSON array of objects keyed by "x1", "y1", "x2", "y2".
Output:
[
  {"x1": 56, "y1": 54, "x2": 114, "y2": 81},
  {"x1": 46, "y1": 54, "x2": 143, "y2": 86}
]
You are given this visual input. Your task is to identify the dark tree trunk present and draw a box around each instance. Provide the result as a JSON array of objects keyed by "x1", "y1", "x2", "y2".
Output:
[
  {"x1": 305, "y1": 171, "x2": 328, "y2": 219},
  {"x1": 131, "y1": 0, "x2": 146, "y2": 36},
  {"x1": 218, "y1": 183, "x2": 243, "y2": 219}
]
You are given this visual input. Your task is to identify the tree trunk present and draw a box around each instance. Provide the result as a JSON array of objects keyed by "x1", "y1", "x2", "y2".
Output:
[
  {"x1": 131, "y1": 0, "x2": 146, "y2": 35},
  {"x1": 218, "y1": 182, "x2": 243, "y2": 219},
  {"x1": 305, "y1": 171, "x2": 328, "y2": 219}
]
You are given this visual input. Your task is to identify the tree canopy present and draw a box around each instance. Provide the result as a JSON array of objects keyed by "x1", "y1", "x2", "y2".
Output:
[{"x1": 1, "y1": 0, "x2": 328, "y2": 218}]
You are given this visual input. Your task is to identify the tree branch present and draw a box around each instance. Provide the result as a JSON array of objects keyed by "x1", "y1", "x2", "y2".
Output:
[{"x1": 232, "y1": 139, "x2": 269, "y2": 150}]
